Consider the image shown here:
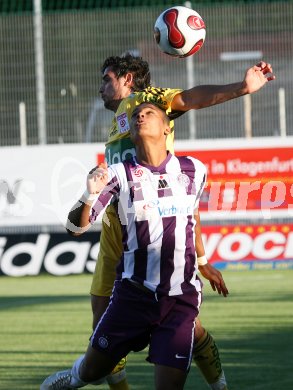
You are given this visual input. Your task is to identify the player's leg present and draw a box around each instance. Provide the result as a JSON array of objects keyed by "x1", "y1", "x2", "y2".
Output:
[
  {"x1": 91, "y1": 295, "x2": 128, "y2": 388},
  {"x1": 91, "y1": 295, "x2": 110, "y2": 329},
  {"x1": 90, "y1": 203, "x2": 122, "y2": 307},
  {"x1": 193, "y1": 212, "x2": 228, "y2": 389},
  {"x1": 150, "y1": 290, "x2": 200, "y2": 390},
  {"x1": 154, "y1": 364, "x2": 187, "y2": 390},
  {"x1": 193, "y1": 318, "x2": 228, "y2": 390},
  {"x1": 40, "y1": 345, "x2": 114, "y2": 389},
  {"x1": 41, "y1": 280, "x2": 137, "y2": 390},
  {"x1": 90, "y1": 203, "x2": 129, "y2": 390},
  {"x1": 79, "y1": 344, "x2": 117, "y2": 382}
]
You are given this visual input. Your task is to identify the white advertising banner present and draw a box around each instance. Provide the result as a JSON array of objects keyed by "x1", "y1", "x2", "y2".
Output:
[{"x1": 0, "y1": 143, "x2": 104, "y2": 227}]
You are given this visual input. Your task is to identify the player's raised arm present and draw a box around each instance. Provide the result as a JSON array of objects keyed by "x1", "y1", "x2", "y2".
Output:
[
  {"x1": 66, "y1": 164, "x2": 109, "y2": 236},
  {"x1": 171, "y1": 61, "x2": 275, "y2": 111}
]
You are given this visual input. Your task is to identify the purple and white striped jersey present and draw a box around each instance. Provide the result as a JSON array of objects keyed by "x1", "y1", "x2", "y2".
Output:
[{"x1": 90, "y1": 153, "x2": 206, "y2": 297}]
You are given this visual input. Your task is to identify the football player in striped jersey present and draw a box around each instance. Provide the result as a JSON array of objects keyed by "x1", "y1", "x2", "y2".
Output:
[{"x1": 41, "y1": 102, "x2": 210, "y2": 390}]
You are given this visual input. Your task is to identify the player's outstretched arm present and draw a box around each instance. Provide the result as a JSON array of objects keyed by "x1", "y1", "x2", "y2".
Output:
[
  {"x1": 243, "y1": 61, "x2": 275, "y2": 94},
  {"x1": 171, "y1": 61, "x2": 275, "y2": 111}
]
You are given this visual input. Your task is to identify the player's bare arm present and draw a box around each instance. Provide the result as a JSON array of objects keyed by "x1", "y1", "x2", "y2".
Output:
[
  {"x1": 194, "y1": 211, "x2": 229, "y2": 297},
  {"x1": 66, "y1": 163, "x2": 108, "y2": 236},
  {"x1": 171, "y1": 61, "x2": 275, "y2": 111},
  {"x1": 66, "y1": 201, "x2": 92, "y2": 236},
  {"x1": 198, "y1": 263, "x2": 229, "y2": 297}
]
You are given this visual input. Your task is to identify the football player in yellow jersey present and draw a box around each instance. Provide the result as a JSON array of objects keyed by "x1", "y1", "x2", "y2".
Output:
[{"x1": 91, "y1": 54, "x2": 275, "y2": 390}]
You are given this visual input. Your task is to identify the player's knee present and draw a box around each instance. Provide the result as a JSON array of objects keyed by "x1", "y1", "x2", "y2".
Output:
[
  {"x1": 194, "y1": 318, "x2": 206, "y2": 342},
  {"x1": 155, "y1": 365, "x2": 187, "y2": 390}
]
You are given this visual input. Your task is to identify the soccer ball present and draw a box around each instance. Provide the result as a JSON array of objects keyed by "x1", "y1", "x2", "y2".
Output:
[{"x1": 154, "y1": 6, "x2": 206, "y2": 58}]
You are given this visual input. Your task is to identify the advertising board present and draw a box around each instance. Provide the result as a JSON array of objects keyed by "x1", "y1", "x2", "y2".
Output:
[
  {"x1": 176, "y1": 144, "x2": 293, "y2": 219},
  {"x1": 0, "y1": 138, "x2": 292, "y2": 276},
  {"x1": 1, "y1": 138, "x2": 292, "y2": 228},
  {"x1": 0, "y1": 223, "x2": 292, "y2": 276},
  {"x1": 0, "y1": 143, "x2": 104, "y2": 227}
]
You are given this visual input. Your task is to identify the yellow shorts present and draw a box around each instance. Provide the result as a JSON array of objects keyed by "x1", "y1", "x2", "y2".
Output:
[{"x1": 90, "y1": 203, "x2": 123, "y2": 297}]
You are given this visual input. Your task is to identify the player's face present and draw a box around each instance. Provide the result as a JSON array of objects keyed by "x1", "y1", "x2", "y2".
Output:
[
  {"x1": 99, "y1": 67, "x2": 132, "y2": 112},
  {"x1": 130, "y1": 103, "x2": 170, "y2": 142}
]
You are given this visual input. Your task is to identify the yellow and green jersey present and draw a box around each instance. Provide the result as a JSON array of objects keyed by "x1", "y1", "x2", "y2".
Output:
[{"x1": 105, "y1": 86, "x2": 183, "y2": 165}]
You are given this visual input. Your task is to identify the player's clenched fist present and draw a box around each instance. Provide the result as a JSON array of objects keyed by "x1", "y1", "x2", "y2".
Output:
[{"x1": 87, "y1": 162, "x2": 108, "y2": 195}]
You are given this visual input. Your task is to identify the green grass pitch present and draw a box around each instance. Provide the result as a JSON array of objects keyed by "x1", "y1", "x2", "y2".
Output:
[{"x1": 0, "y1": 270, "x2": 292, "y2": 389}]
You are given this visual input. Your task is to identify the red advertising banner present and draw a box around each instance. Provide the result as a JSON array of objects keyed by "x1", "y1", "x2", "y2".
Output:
[
  {"x1": 202, "y1": 223, "x2": 293, "y2": 270},
  {"x1": 176, "y1": 147, "x2": 293, "y2": 214},
  {"x1": 98, "y1": 145, "x2": 293, "y2": 218}
]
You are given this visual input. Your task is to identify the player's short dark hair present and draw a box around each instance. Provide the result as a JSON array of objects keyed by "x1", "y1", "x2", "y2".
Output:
[
  {"x1": 101, "y1": 53, "x2": 151, "y2": 91},
  {"x1": 131, "y1": 102, "x2": 170, "y2": 126}
]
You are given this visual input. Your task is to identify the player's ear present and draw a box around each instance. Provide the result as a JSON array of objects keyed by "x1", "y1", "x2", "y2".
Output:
[
  {"x1": 164, "y1": 126, "x2": 171, "y2": 135},
  {"x1": 124, "y1": 72, "x2": 134, "y2": 88}
]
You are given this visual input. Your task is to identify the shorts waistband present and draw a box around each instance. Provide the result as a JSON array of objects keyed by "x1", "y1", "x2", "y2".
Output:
[{"x1": 125, "y1": 279, "x2": 155, "y2": 295}]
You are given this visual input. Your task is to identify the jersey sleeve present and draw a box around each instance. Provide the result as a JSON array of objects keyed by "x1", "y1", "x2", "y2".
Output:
[{"x1": 192, "y1": 159, "x2": 207, "y2": 208}]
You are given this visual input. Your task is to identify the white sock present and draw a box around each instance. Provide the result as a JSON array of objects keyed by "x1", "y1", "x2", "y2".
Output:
[
  {"x1": 209, "y1": 371, "x2": 227, "y2": 390},
  {"x1": 70, "y1": 355, "x2": 88, "y2": 387},
  {"x1": 71, "y1": 354, "x2": 107, "y2": 386},
  {"x1": 106, "y1": 368, "x2": 127, "y2": 385}
]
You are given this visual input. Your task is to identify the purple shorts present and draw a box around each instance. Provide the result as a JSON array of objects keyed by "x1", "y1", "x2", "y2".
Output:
[{"x1": 91, "y1": 279, "x2": 201, "y2": 371}]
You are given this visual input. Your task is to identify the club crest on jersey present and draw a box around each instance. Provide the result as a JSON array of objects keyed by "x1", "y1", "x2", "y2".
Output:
[
  {"x1": 117, "y1": 112, "x2": 130, "y2": 133},
  {"x1": 133, "y1": 167, "x2": 145, "y2": 178},
  {"x1": 177, "y1": 173, "x2": 190, "y2": 187}
]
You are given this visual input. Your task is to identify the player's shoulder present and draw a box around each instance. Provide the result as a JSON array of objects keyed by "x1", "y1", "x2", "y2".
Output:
[
  {"x1": 176, "y1": 155, "x2": 206, "y2": 174},
  {"x1": 111, "y1": 157, "x2": 136, "y2": 173},
  {"x1": 141, "y1": 86, "x2": 180, "y2": 94},
  {"x1": 188, "y1": 156, "x2": 206, "y2": 169},
  {"x1": 131, "y1": 86, "x2": 182, "y2": 103},
  {"x1": 116, "y1": 87, "x2": 183, "y2": 122},
  {"x1": 108, "y1": 161, "x2": 125, "y2": 177},
  {"x1": 138, "y1": 86, "x2": 182, "y2": 100},
  {"x1": 189, "y1": 156, "x2": 206, "y2": 176}
]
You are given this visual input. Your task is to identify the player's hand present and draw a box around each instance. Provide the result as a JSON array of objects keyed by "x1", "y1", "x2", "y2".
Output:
[
  {"x1": 87, "y1": 162, "x2": 108, "y2": 195},
  {"x1": 198, "y1": 262, "x2": 229, "y2": 297},
  {"x1": 243, "y1": 61, "x2": 275, "y2": 94}
]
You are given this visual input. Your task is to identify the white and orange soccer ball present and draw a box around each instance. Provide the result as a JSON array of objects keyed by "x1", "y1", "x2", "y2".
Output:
[{"x1": 154, "y1": 5, "x2": 206, "y2": 58}]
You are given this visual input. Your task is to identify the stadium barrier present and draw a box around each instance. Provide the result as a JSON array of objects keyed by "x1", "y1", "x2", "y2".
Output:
[
  {"x1": 0, "y1": 224, "x2": 292, "y2": 276},
  {"x1": 0, "y1": 137, "x2": 292, "y2": 275}
]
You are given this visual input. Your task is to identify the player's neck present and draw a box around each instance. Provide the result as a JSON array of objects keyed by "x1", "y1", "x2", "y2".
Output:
[
  {"x1": 136, "y1": 144, "x2": 168, "y2": 167},
  {"x1": 113, "y1": 91, "x2": 132, "y2": 112},
  {"x1": 112, "y1": 99, "x2": 123, "y2": 112}
]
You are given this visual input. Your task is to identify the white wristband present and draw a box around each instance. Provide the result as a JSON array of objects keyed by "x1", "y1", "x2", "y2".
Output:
[
  {"x1": 80, "y1": 190, "x2": 99, "y2": 204},
  {"x1": 197, "y1": 255, "x2": 208, "y2": 266}
]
